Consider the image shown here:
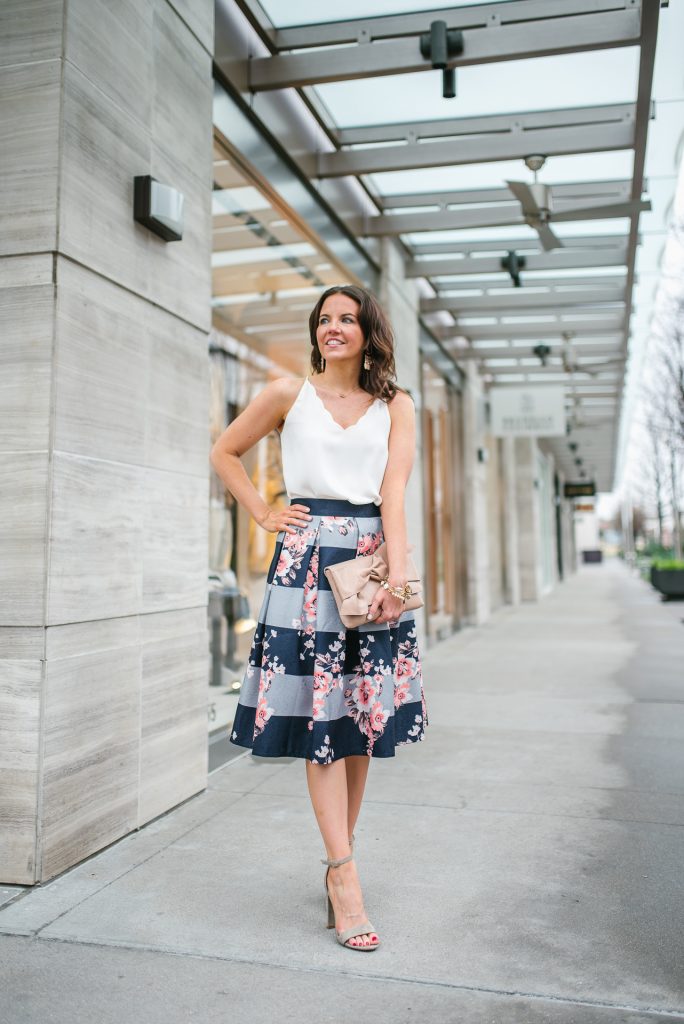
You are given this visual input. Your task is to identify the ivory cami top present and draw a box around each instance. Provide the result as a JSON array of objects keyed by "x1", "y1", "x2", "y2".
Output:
[{"x1": 279, "y1": 377, "x2": 391, "y2": 505}]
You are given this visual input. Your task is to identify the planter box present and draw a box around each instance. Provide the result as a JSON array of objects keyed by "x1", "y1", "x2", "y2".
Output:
[{"x1": 650, "y1": 567, "x2": 684, "y2": 598}]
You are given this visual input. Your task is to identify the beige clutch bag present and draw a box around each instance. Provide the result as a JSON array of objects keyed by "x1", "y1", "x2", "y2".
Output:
[{"x1": 323, "y1": 542, "x2": 423, "y2": 628}]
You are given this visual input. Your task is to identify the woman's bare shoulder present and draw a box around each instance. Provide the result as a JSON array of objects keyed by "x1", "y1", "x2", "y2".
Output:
[
  {"x1": 387, "y1": 387, "x2": 415, "y2": 418},
  {"x1": 262, "y1": 376, "x2": 305, "y2": 398},
  {"x1": 264, "y1": 376, "x2": 306, "y2": 432},
  {"x1": 258, "y1": 376, "x2": 305, "y2": 409}
]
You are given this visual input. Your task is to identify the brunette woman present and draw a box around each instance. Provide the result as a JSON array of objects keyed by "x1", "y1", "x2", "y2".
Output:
[{"x1": 210, "y1": 285, "x2": 428, "y2": 951}]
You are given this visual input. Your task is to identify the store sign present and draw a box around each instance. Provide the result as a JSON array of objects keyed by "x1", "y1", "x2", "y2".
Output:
[
  {"x1": 564, "y1": 481, "x2": 597, "y2": 498},
  {"x1": 490, "y1": 386, "x2": 566, "y2": 437}
]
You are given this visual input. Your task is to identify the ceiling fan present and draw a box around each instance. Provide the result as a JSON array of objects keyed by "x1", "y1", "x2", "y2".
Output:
[
  {"x1": 561, "y1": 355, "x2": 625, "y2": 377},
  {"x1": 505, "y1": 156, "x2": 651, "y2": 251},
  {"x1": 560, "y1": 334, "x2": 624, "y2": 377}
]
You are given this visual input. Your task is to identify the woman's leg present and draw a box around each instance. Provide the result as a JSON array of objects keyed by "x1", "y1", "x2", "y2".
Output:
[
  {"x1": 305, "y1": 758, "x2": 350, "y2": 861},
  {"x1": 345, "y1": 755, "x2": 371, "y2": 842},
  {"x1": 305, "y1": 759, "x2": 378, "y2": 948}
]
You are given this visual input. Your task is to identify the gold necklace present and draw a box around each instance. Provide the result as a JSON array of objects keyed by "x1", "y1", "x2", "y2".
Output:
[{"x1": 314, "y1": 379, "x2": 362, "y2": 399}]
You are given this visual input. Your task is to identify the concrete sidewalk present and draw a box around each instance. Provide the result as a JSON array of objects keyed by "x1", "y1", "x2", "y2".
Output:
[{"x1": 2, "y1": 560, "x2": 684, "y2": 1023}]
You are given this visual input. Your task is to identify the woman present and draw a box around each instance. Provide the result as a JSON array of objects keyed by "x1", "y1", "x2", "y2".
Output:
[{"x1": 210, "y1": 284, "x2": 428, "y2": 952}]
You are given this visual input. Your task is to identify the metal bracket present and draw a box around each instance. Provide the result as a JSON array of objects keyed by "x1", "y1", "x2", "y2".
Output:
[{"x1": 419, "y1": 21, "x2": 464, "y2": 98}]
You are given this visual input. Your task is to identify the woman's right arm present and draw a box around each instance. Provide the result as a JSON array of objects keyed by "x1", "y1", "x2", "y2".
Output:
[{"x1": 209, "y1": 377, "x2": 311, "y2": 535}]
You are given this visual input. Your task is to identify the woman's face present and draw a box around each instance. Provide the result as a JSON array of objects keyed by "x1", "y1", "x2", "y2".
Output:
[{"x1": 316, "y1": 294, "x2": 365, "y2": 365}]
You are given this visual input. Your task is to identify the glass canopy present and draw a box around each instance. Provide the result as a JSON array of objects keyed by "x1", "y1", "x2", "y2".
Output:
[
  {"x1": 218, "y1": 0, "x2": 678, "y2": 490},
  {"x1": 315, "y1": 47, "x2": 640, "y2": 125},
  {"x1": 261, "y1": 0, "x2": 511, "y2": 23}
]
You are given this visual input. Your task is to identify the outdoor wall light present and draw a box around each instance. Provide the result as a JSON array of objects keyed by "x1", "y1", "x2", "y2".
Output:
[
  {"x1": 575, "y1": 457, "x2": 583, "y2": 467},
  {"x1": 568, "y1": 442, "x2": 578, "y2": 452},
  {"x1": 501, "y1": 250, "x2": 526, "y2": 287},
  {"x1": 134, "y1": 175, "x2": 184, "y2": 241},
  {"x1": 532, "y1": 343, "x2": 551, "y2": 366},
  {"x1": 420, "y1": 20, "x2": 463, "y2": 98}
]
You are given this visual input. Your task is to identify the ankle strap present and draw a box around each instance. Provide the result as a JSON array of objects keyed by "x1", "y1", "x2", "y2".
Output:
[{"x1": 321, "y1": 852, "x2": 354, "y2": 868}]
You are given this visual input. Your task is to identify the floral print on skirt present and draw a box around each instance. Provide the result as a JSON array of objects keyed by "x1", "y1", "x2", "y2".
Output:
[{"x1": 230, "y1": 497, "x2": 428, "y2": 764}]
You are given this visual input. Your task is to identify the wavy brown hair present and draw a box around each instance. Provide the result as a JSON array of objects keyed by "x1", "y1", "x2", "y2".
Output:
[{"x1": 308, "y1": 285, "x2": 406, "y2": 402}]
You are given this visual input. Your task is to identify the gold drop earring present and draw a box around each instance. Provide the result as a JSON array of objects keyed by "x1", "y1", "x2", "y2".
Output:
[{"x1": 363, "y1": 351, "x2": 372, "y2": 371}]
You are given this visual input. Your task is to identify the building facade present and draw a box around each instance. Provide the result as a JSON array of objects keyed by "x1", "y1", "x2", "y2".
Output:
[{"x1": 7, "y1": 0, "x2": 663, "y2": 887}]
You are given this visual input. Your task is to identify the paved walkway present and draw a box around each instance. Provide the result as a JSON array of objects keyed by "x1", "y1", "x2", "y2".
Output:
[{"x1": 2, "y1": 561, "x2": 684, "y2": 1022}]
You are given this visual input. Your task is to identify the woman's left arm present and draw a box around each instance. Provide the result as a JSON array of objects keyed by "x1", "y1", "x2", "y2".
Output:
[{"x1": 366, "y1": 390, "x2": 416, "y2": 625}]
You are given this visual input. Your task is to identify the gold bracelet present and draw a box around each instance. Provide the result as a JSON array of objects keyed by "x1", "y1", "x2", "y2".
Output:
[{"x1": 380, "y1": 578, "x2": 412, "y2": 601}]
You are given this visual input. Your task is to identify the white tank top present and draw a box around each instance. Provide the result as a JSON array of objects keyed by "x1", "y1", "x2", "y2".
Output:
[{"x1": 279, "y1": 377, "x2": 391, "y2": 505}]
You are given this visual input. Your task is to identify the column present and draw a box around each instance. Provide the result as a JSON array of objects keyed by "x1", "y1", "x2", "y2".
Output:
[
  {"x1": 0, "y1": 0, "x2": 214, "y2": 883},
  {"x1": 462, "y1": 364, "x2": 491, "y2": 624},
  {"x1": 379, "y1": 238, "x2": 427, "y2": 646},
  {"x1": 514, "y1": 438, "x2": 543, "y2": 601},
  {"x1": 501, "y1": 437, "x2": 521, "y2": 606}
]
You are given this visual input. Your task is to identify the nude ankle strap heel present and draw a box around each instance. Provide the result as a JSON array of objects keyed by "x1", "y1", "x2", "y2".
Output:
[{"x1": 321, "y1": 852, "x2": 380, "y2": 951}]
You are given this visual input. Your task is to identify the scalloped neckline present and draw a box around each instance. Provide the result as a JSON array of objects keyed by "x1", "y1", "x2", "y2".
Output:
[{"x1": 305, "y1": 378, "x2": 379, "y2": 432}]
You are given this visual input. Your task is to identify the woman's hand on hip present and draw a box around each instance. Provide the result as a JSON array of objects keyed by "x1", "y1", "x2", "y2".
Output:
[
  {"x1": 367, "y1": 585, "x2": 404, "y2": 625},
  {"x1": 258, "y1": 504, "x2": 312, "y2": 534}
]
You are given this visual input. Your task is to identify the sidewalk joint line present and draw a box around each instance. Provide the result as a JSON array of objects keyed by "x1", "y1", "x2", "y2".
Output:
[{"x1": 20, "y1": 933, "x2": 684, "y2": 1019}]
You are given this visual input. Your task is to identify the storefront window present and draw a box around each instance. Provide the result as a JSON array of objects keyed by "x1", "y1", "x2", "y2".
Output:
[
  {"x1": 207, "y1": 134, "x2": 358, "y2": 766},
  {"x1": 421, "y1": 361, "x2": 466, "y2": 639}
]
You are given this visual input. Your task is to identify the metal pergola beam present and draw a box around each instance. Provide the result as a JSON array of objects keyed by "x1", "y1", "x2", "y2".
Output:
[
  {"x1": 455, "y1": 307, "x2": 627, "y2": 322},
  {"x1": 410, "y1": 234, "x2": 631, "y2": 255},
  {"x1": 336, "y1": 103, "x2": 638, "y2": 146},
  {"x1": 318, "y1": 118, "x2": 635, "y2": 179},
  {"x1": 610, "y1": 0, "x2": 661, "y2": 485},
  {"x1": 451, "y1": 342, "x2": 624, "y2": 360},
  {"x1": 248, "y1": 9, "x2": 640, "y2": 90},
  {"x1": 407, "y1": 247, "x2": 629, "y2": 277},
  {"x1": 273, "y1": 1, "x2": 632, "y2": 48},
  {"x1": 489, "y1": 382, "x2": 620, "y2": 395},
  {"x1": 421, "y1": 288, "x2": 626, "y2": 313},
  {"x1": 434, "y1": 273, "x2": 627, "y2": 292},
  {"x1": 351, "y1": 197, "x2": 648, "y2": 238},
  {"x1": 480, "y1": 364, "x2": 621, "y2": 378},
  {"x1": 380, "y1": 179, "x2": 633, "y2": 210},
  {"x1": 438, "y1": 319, "x2": 625, "y2": 341}
]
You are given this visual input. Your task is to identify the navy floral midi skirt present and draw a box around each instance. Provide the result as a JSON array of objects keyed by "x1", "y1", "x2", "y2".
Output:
[{"x1": 230, "y1": 497, "x2": 428, "y2": 764}]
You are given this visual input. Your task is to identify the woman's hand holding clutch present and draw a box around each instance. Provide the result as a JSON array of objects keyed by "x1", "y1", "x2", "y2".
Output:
[{"x1": 366, "y1": 583, "x2": 406, "y2": 625}]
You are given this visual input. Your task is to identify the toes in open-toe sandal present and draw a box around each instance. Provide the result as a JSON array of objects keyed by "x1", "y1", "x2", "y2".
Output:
[{"x1": 321, "y1": 852, "x2": 380, "y2": 952}]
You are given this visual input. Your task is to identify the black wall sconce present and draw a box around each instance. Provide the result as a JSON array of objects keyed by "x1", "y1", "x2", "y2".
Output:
[
  {"x1": 420, "y1": 21, "x2": 464, "y2": 98},
  {"x1": 533, "y1": 343, "x2": 551, "y2": 366},
  {"x1": 134, "y1": 175, "x2": 184, "y2": 241},
  {"x1": 501, "y1": 250, "x2": 526, "y2": 287}
]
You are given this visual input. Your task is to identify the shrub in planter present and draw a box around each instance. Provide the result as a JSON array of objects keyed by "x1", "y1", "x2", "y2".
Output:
[{"x1": 650, "y1": 560, "x2": 684, "y2": 598}]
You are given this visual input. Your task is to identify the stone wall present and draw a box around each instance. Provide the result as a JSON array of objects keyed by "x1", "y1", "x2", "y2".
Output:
[{"x1": 0, "y1": 0, "x2": 214, "y2": 883}]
